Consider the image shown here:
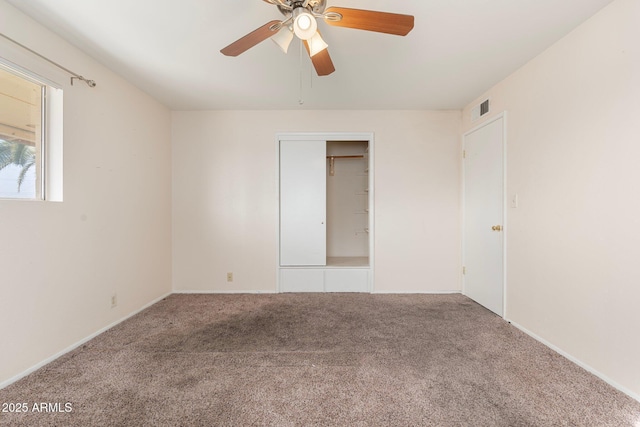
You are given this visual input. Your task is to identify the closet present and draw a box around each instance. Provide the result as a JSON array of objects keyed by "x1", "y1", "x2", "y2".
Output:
[{"x1": 278, "y1": 134, "x2": 372, "y2": 292}]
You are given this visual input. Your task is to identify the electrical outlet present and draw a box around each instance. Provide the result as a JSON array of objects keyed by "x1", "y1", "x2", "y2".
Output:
[
  {"x1": 111, "y1": 293, "x2": 118, "y2": 308},
  {"x1": 227, "y1": 272, "x2": 233, "y2": 282}
]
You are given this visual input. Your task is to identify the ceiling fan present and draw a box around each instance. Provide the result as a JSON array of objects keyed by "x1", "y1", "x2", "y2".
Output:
[{"x1": 220, "y1": 0, "x2": 414, "y2": 76}]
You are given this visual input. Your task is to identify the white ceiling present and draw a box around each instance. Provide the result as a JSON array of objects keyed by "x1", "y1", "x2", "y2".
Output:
[{"x1": 7, "y1": 0, "x2": 614, "y2": 110}]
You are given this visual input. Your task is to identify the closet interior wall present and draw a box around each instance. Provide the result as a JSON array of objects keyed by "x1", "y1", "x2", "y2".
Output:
[{"x1": 326, "y1": 141, "x2": 369, "y2": 267}]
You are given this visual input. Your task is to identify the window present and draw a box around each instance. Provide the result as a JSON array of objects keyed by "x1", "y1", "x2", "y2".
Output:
[{"x1": 0, "y1": 62, "x2": 62, "y2": 201}]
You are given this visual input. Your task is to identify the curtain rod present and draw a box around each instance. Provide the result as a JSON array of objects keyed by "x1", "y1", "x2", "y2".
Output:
[{"x1": 0, "y1": 32, "x2": 96, "y2": 88}]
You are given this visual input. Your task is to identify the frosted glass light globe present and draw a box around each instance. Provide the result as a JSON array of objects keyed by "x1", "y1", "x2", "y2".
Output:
[{"x1": 293, "y1": 9, "x2": 317, "y2": 40}]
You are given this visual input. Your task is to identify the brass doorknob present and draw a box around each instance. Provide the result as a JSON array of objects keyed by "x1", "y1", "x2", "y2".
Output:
[{"x1": 492, "y1": 225, "x2": 502, "y2": 231}]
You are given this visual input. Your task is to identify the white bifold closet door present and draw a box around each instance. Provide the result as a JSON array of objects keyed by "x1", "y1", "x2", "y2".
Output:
[{"x1": 280, "y1": 140, "x2": 326, "y2": 266}]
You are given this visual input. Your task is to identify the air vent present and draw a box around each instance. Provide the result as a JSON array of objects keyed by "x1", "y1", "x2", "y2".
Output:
[
  {"x1": 480, "y1": 99, "x2": 490, "y2": 116},
  {"x1": 471, "y1": 98, "x2": 491, "y2": 122}
]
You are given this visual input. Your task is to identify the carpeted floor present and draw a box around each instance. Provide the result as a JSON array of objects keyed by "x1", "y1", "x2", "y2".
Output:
[{"x1": 1, "y1": 293, "x2": 639, "y2": 426}]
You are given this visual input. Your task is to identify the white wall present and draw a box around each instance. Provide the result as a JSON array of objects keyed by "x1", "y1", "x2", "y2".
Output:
[
  {"x1": 0, "y1": 1, "x2": 172, "y2": 386},
  {"x1": 172, "y1": 110, "x2": 461, "y2": 294},
  {"x1": 462, "y1": 0, "x2": 640, "y2": 399}
]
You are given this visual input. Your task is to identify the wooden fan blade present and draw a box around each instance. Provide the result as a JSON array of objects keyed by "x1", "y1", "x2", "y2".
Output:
[
  {"x1": 325, "y1": 7, "x2": 414, "y2": 36},
  {"x1": 303, "y1": 40, "x2": 335, "y2": 76},
  {"x1": 220, "y1": 20, "x2": 281, "y2": 56}
]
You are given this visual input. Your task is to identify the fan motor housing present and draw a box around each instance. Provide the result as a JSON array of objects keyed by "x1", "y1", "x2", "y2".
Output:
[{"x1": 277, "y1": 0, "x2": 326, "y2": 16}]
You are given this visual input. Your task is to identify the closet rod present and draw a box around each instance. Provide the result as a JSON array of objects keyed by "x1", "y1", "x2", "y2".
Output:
[
  {"x1": 0, "y1": 32, "x2": 97, "y2": 87},
  {"x1": 327, "y1": 154, "x2": 366, "y2": 176}
]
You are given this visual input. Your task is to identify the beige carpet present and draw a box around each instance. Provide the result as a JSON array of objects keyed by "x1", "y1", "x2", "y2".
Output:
[{"x1": 1, "y1": 293, "x2": 639, "y2": 426}]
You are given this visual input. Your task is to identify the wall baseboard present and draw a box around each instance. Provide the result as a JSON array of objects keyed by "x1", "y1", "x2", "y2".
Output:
[
  {"x1": 0, "y1": 292, "x2": 172, "y2": 390},
  {"x1": 172, "y1": 290, "x2": 277, "y2": 294},
  {"x1": 175, "y1": 290, "x2": 462, "y2": 295},
  {"x1": 372, "y1": 290, "x2": 462, "y2": 295},
  {"x1": 174, "y1": 290, "x2": 461, "y2": 295},
  {"x1": 507, "y1": 319, "x2": 640, "y2": 404}
]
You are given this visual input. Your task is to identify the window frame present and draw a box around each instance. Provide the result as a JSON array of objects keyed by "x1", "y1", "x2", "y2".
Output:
[{"x1": 0, "y1": 58, "x2": 63, "y2": 202}]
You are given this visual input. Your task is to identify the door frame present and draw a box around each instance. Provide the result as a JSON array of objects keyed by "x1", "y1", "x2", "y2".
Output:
[
  {"x1": 275, "y1": 132, "x2": 375, "y2": 293},
  {"x1": 462, "y1": 112, "x2": 508, "y2": 318}
]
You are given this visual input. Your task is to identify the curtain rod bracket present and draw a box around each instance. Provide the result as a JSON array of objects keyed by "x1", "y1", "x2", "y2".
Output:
[{"x1": 70, "y1": 76, "x2": 97, "y2": 87}]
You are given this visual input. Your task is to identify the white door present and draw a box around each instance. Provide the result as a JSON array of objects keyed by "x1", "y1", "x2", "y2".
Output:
[
  {"x1": 463, "y1": 116, "x2": 505, "y2": 316},
  {"x1": 280, "y1": 140, "x2": 327, "y2": 266}
]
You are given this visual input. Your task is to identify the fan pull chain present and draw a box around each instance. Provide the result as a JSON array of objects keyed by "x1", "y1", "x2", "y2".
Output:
[
  {"x1": 298, "y1": 40, "x2": 304, "y2": 105},
  {"x1": 309, "y1": 51, "x2": 314, "y2": 90}
]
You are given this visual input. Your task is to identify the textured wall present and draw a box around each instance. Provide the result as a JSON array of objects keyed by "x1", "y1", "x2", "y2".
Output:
[
  {"x1": 172, "y1": 110, "x2": 461, "y2": 294},
  {"x1": 0, "y1": 0, "x2": 173, "y2": 386},
  {"x1": 462, "y1": 0, "x2": 640, "y2": 400}
]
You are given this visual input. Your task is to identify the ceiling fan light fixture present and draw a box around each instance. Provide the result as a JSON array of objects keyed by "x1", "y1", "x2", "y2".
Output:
[
  {"x1": 271, "y1": 26, "x2": 294, "y2": 53},
  {"x1": 307, "y1": 31, "x2": 328, "y2": 57},
  {"x1": 292, "y1": 8, "x2": 317, "y2": 40}
]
